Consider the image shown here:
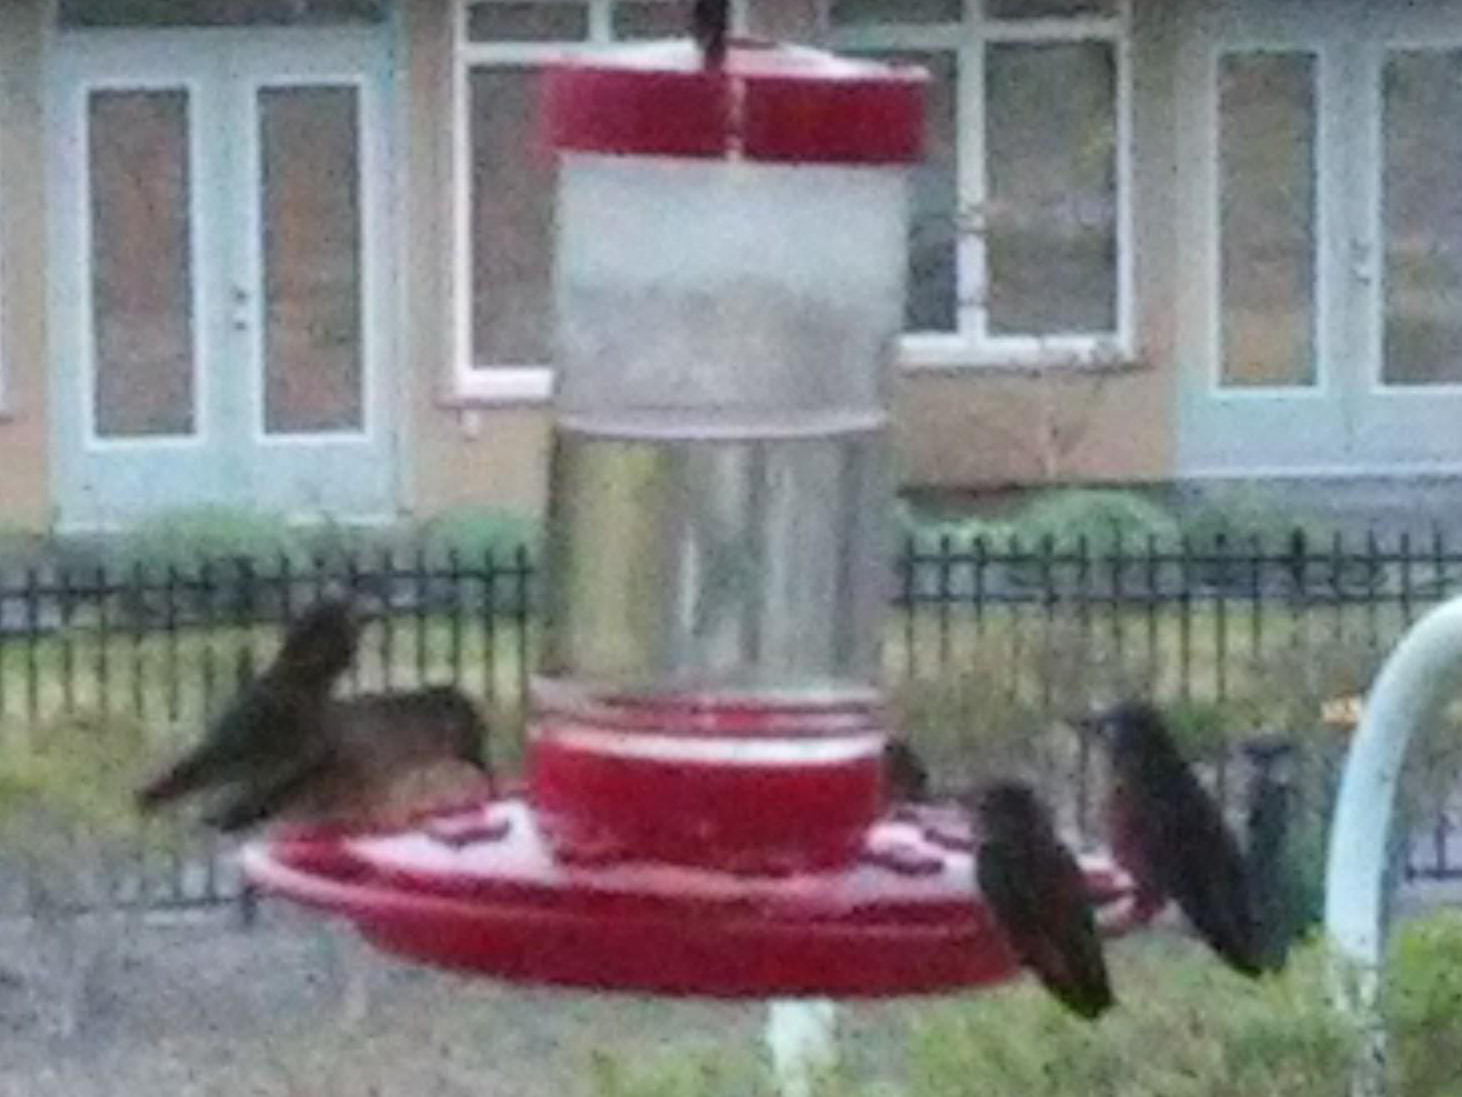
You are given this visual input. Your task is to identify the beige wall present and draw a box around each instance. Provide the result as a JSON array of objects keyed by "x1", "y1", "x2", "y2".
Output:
[
  {"x1": 0, "y1": 0, "x2": 51, "y2": 532},
  {"x1": 399, "y1": 0, "x2": 552, "y2": 522}
]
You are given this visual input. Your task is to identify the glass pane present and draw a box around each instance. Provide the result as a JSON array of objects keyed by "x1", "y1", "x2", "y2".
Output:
[
  {"x1": 60, "y1": 0, "x2": 384, "y2": 26},
  {"x1": 1217, "y1": 52, "x2": 1316, "y2": 387},
  {"x1": 985, "y1": 0, "x2": 1116, "y2": 17},
  {"x1": 613, "y1": 0, "x2": 691, "y2": 39},
  {"x1": 467, "y1": 1, "x2": 589, "y2": 41},
  {"x1": 865, "y1": 51, "x2": 958, "y2": 332},
  {"x1": 89, "y1": 89, "x2": 195, "y2": 438},
  {"x1": 1383, "y1": 49, "x2": 1462, "y2": 386},
  {"x1": 831, "y1": 0, "x2": 961, "y2": 24},
  {"x1": 986, "y1": 41, "x2": 1117, "y2": 335},
  {"x1": 470, "y1": 66, "x2": 556, "y2": 367},
  {"x1": 260, "y1": 86, "x2": 363, "y2": 435}
]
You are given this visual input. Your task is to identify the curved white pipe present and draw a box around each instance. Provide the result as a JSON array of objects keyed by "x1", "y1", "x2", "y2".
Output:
[{"x1": 1324, "y1": 594, "x2": 1462, "y2": 1096}]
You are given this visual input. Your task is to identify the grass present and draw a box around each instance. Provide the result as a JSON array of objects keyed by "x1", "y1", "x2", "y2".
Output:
[{"x1": 582, "y1": 913, "x2": 1462, "y2": 1097}]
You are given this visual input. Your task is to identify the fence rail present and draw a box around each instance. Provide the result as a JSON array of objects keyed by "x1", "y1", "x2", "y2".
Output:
[{"x1": 0, "y1": 531, "x2": 1457, "y2": 917}]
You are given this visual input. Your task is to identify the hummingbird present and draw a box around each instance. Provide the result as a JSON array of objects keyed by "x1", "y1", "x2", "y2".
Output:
[
  {"x1": 136, "y1": 597, "x2": 359, "y2": 813},
  {"x1": 203, "y1": 684, "x2": 495, "y2": 833},
  {"x1": 692, "y1": 0, "x2": 729, "y2": 68},
  {"x1": 1090, "y1": 700, "x2": 1269, "y2": 978},
  {"x1": 970, "y1": 781, "x2": 1115, "y2": 1021},
  {"x1": 884, "y1": 738, "x2": 931, "y2": 803}
]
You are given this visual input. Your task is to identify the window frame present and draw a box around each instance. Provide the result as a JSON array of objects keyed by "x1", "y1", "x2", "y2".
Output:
[
  {"x1": 832, "y1": 0, "x2": 1136, "y2": 372},
  {"x1": 451, "y1": 0, "x2": 747, "y2": 404}
]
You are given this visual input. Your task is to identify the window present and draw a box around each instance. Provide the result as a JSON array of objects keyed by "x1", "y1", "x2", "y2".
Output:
[
  {"x1": 454, "y1": 0, "x2": 747, "y2": 402},
  {"x1": 831, "y1": 0, "x2": 1133, "y2": 370}
]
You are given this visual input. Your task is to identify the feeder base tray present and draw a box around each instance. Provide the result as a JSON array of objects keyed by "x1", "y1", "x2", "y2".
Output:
[{"x1": 241, "y1": 794, "x2": 1149, "y2": 999}]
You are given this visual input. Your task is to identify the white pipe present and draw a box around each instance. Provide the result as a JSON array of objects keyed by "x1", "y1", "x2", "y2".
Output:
[
  {"x1": 1324, "y1": 595, "x2": 1462, "y2": 1097},
  {"x1": 766, "y1": 999, "x2": 838, "y2": 1097}
]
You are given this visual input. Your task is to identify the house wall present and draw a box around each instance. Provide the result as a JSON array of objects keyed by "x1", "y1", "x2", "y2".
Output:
[
  {"x1": 399, "y1": 0, "x2": 553, "y2": 523},
  {"x1": 409, "y1": 0, "x2": 1183, "y2": 520},
  {"x1": 0, "y1": 1, "x2": 50, "y2": 531}
]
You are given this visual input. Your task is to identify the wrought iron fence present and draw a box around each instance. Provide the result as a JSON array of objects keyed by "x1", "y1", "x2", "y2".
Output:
[{"x1": 0, "y1": 529, "x2": 1457, "y2": 919}]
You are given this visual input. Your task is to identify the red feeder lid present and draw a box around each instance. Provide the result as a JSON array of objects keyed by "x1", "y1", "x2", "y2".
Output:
[{"x1": 541, "y1": 39, "x2": 927, "y2": 164}]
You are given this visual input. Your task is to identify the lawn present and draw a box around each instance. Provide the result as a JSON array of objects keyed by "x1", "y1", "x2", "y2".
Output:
[{"x1": 2, "y1": 908, "x2": 1459, "y2": 1097}]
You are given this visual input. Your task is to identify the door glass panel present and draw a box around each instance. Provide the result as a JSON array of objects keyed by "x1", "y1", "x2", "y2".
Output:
[
  {"x1": 89, "y1": 89, "x2": 196, "y2": 438},
  {"x1": 986, "y1": 40, "x2": 1118, "y2": 335},
  {"x1": 469, "y1": 66, "x2": 556, "y2": 366},
  {"x1": 1383, "y1": 49, "x2": 1462, "y2": 387},
  {"x1": 259, "y1": 85, "x2": 364, "y2": 435},
  {"x1": 1217, "y1": 51, "x2": 1317, "y2": 388},
  {"x1": 61, "y1": 0, "x2": 384, "y2": 25}
]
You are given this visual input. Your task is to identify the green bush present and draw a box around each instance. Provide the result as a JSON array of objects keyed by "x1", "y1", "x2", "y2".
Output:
[
  {"x1": 414, "y1": 504, "x2": 543, "y2": 567},
  {"x1": 1389, "y1": 911, "x2": 1462, "y2": 1096},
  {"x1": 1009, "y1": 489, "x2": 1180, "y2": 556},
  {"x1": 115, "y1": 503, "x2": 310, "y2": 578}
]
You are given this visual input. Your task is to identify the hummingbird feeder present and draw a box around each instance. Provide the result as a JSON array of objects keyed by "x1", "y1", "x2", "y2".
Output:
[{"x1": 242, "y1": 37, "x2": 1147, "y2": 999}]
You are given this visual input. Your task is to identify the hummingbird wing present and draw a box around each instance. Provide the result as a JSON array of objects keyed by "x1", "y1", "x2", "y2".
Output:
[{"x1": 978, "y1": 823, "x2": 1114, "y2": 1020}]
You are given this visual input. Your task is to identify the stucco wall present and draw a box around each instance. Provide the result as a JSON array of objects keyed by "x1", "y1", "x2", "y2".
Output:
[
  {"x1": 0, "y1": 1, "x2": 50, "y2": 531},
  {"x1": 399, "y1": 0, "x2": 552, "y2": 522}
]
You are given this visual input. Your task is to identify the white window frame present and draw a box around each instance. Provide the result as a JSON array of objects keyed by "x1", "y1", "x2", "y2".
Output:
[
  {"x1": 832, "y1": 0, "x2": 1135, "y2": 373},
  {"x1": 452, "y1": 0, "x2": 748, "y2": 404}
]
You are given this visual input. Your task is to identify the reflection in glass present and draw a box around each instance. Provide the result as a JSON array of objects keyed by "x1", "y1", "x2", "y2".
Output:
[
  {"x1": 612, "y1": 0, "x2": 692, "y2": 39},
  {"x1": 1218, "y1": 52, "x2": 1316, "y2": 387},
  {"x1": 470, "y1": 67, "x2": 557, "y2": 366},
  {"x1": 986, "y1": 41, "x2": 1117, "y2": 335},
  {"x1": 89, "y1": 89, "x2": 196, "y2": 438},
  {"x1": 1383, "y1": 49, "x2": 1462, "y2": 386},
  {"x1": 61, "y1": 0, "x2": 384, "y2": 26},
  {"x1": 859, "y1": 50, "x2": 957, "y2": 332},
  {"x1": 260, "y1": 86, "x2": 364, "y2": 435},
  {"x1": 467, "y1": 1, "x2": 590, "y2": 42}
]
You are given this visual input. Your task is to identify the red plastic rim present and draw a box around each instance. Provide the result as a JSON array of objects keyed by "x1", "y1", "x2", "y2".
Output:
[
  {"x1": 242, "y1": 795, "x2": 1151, "y2": 999},
  {"x1": 541, "y1": 40, "x2": 927, "y2": 164}
]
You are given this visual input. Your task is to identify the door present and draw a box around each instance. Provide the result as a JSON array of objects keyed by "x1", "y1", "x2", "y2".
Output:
[
  {"x1": 1350, "y1": 4, "x2": 1462, "y2": 465},
  {"x1": 49, "y1": 23, "x2": 397, "y2": 531},
  {"x1": 1175, "y1": 0, "x2": 1462, "y2": 476}
]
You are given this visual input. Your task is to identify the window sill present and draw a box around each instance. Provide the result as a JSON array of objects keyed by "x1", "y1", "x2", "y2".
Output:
[
  {"x1": 440, "y1": 367, "x2": 554, "y2": 409},
  {"x1": 897, "y1": 334, "x2": 1143, "y2": 375},
  {"x1": 438, "y1": 341, "x2": 1148, "y2": 410}
]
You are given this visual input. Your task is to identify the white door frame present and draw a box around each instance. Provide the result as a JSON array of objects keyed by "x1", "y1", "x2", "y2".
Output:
[
  {"x1": 47, "y1": 23, "x2": 400, "y2": 532},
  {"x1": 1176, "y1": 0, "x2": 1462, "y2": 478}
]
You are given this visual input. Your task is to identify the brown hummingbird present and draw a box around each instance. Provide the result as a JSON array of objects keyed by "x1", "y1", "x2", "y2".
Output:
[
  {"x1": 884, "y1": 738, "x2": 931, "y2": 803},
  {"x1": 136, "y1": 597, "x2": 359, "y2": 813},
  {"x1": 970, "y1": 781, "x2": 1115, "y2": 1020},
  {"x1": 1090, "y1": 700, "x2": 1268, "y2": 978},
  {"x1": 692, "y1": 0, "x2": 729, "y2": 68},
  {"x1": 203, "y1": 684, "x2": 495, "y2": 833}
]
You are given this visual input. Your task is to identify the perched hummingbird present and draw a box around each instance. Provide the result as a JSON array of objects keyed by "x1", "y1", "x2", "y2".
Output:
[
  {"x1": 204, "y1": 685, "x2": 495, "y2": 833},
  {"x1": 884, "y1": 738, "x2": 931, "y2": 803},
  {"x1": 1091, "y1": 700, "x2": 1268, "y2": 978},
  {"x1": 136, "y1": 598, "x2": 359, "y2": 813},
  {"x1": 970, "y1": 781, "x2": 1115, "y2": 1021},
  {"x1": 692, "y1": 0, "x2": 729, "y2": 68}
]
